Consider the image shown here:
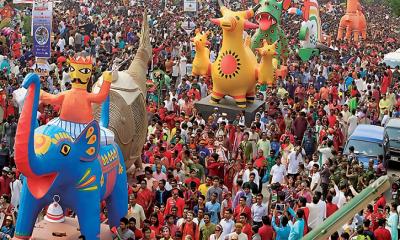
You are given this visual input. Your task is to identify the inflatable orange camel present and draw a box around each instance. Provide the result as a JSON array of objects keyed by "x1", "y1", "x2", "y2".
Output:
[{"x1": 337, "y1": 0, "x2": 367, "y2": 42}]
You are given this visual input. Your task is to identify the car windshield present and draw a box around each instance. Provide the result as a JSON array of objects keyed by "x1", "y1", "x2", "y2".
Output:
[
  {"x1": 386, "y1": 127, "x2": 400, "y2": 141},
  {"x1": 344, "y1": 139, "x2": 384, "y2": 157}
]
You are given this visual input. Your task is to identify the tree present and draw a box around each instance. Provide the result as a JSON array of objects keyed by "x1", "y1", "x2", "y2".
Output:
[{"x1": 388, "y1": 0, "x2": 400, "y2": 16}]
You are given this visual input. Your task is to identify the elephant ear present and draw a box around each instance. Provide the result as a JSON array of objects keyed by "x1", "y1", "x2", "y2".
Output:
[{"x1": 75, "y1": 121, "x2": 100, "y2": 162}]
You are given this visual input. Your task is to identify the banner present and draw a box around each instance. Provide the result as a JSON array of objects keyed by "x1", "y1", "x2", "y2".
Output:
[
  {"x1": 184, "y1": 0, "x2": 196, "y2": 12},
  {"x1": 32, "y1": 1, "x2": 52, "y2": 58},
  {"x1": 32, "y1": 58, "x2": 50, "y2": 77},
  {"x1": 13, "y1": 0, "x2": 34, "y2": 3}
]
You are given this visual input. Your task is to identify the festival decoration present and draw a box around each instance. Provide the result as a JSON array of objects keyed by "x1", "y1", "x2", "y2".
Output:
[
  {"x1": 288, "y1": 0, "x2": 322, "y2": 61},
  {"x1": 14, "y1": 73, "x2": 128, "y2": 239},
  {"x1": 251, "y1": 0, "x2": 291, "y2": 64},
  {"x1": 191, "y1": 29, "x2": 211, "y2": 77},
  {"x1": 93, "y1": 10, "x2": 151, "y2": 173},
  {"x1": 337, "y1": 0, "x2": 367, "y2": 42},
  {"x1": 256, "y1": 40, "x2": 279, "y2": 86},
  {"x1": 209, "y1": 0, "x2": 260, "y2": 108},
  {"x1": 44, "y1": 195, "x2": 65, "y2": 223}
]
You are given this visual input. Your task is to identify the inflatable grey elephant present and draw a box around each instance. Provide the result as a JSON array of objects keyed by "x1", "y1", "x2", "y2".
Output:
[{"x1": 93, "y1": 11, "x2": 151, "y2": 174}]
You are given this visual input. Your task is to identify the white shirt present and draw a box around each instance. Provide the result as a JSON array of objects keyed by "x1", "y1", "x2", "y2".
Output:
[
  {"x1": 381, "y1": 114, "x2": 390, "y2": 126},
  {"x1": 57, "y1": 38, "x2": 66, "y2": 52},
  {"x1": 332, "y1": 185, "x2": 347, "y2": 208},
  {"x1": 310, "y1": 172, "x2": 322, "y2": 192},
  {"x1": 164, "y1": 99, "x2": 174, "y2": 112},
  {"x1": 10, "y1": 179, "x2": 22, "y2": 209},
  {"x1": 68, "y1": 36, "x2": 74, "y2": 46},
  {"x1": 347, "y1": 115, "x2": 358, "y2": 137},
  {"x1": 287, "y1": 150, "x2": 305, "y2": 174},
  {"x1": 228, "y1": 232, "x2": 248, "y2": 240},
  {"x1": 126, "y1": 203, "x2": 146, "y2": 228},
  {"x1": 306, "y1": 202, "x2": 325, "y2": 229},
  {"x1": 270, "y1": 164, "x2": 287, "y2": 184},
  {"x1": 220, "y1": 218, "x2": 234, "y2": 240},
  {"x1": 318, "y1": 147, "x2": 333, "y2": 165},
  {"x1": 242, "y1": 169, "x2": 260, "y2": 187}
]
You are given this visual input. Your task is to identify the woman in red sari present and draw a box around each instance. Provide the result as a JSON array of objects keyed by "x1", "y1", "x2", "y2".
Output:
[
  {"x1": 381, "y1": 72, "x2": 390, "y2": 94},
  {"x1": 333, "y1": 122, "x2": 345, "y2": 152}
]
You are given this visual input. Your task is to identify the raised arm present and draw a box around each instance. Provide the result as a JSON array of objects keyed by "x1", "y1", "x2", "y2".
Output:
[
  {"x1": 40, "y1": 90, "x2": 65, "y2": 106},
  {"x1": 88, "y1": 71, "x2": 112, "y2": 103}
]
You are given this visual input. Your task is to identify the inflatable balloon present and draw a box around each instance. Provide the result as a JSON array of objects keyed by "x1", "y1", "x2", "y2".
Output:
[
  {"x1": 14, "y1": 67, "x2": 128, "y2": 238},
  {"x1": 289, "y1": 0, "x2": 322, "y2": 61},
  {"x1": 209, "y1": 0, "x2": 260, "y2": 108},
  {"x1": 251, "y1": 0, "x2": 291, "y2": 64},
  {"x1": 337, "y1": 0, "x2": 367, "y2": 42},
  {"x1": 191, "y1": 29, "x2": 211, "y2": 77},
  {"x1": 256, "y1": 40, "x2": 278, "y2": 86}
]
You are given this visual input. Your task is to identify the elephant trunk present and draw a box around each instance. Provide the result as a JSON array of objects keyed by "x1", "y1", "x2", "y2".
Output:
[
  {"x1": 127, "y1": 9, "x2": 152, "y2": 96},
  {"x1": 14, "y1": 73, "x2": 40, "y2": 178}
]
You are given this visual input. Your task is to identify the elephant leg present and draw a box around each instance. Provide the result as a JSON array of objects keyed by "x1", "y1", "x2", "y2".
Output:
[
  {"x1": 210, "y1": 90, "x2": 224, "y2": 104},
  {"x1": 345, "y1": 26, "x2": 352, "y2": 41},
  {"x1": 246, "y1": 92, "x2": 255, "y2": 103},
  {"x1": 361, "y1": 29, "x2": 367, "y2": 39},
  {"x1": 337, "y1": 26, "x2": 345, "y2": 40},
  {"x1": 232, "y1": 94, "x2": 247, "y2": 108},
  {"x1": 353, "y1": 31, "x2": 360, "y2": 42},
  {"x1": 14, "y1": 184, "x2": 45, "y2": 239},
  {"x1": 106, "y1": 177, "x2": 128, "y2": 228},
  {"x1": 75, "y1": 196, "x2": 101, "y2": 239}
]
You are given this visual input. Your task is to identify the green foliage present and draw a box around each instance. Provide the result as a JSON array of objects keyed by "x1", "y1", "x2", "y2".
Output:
[
  {"x1": 0, "y1": 18, "x2": 11, "y2": 29},
  {"x1": 388, "y1": 0, "x2": 400, "y2": 16}
]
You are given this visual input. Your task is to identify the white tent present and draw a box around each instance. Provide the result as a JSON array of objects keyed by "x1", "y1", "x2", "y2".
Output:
[{"x1": 383, "y1": 49, "x2": 400, "y2": 68}]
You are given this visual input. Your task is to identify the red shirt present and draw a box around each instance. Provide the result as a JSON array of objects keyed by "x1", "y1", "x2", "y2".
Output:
[
  {"x1": 258, "y1": 225, "x2": 273, "y2": 240},
  {"x1": 233, "y1": 205, "x2": 252, "y2": 222},
  {"x1": 326, "y1": 203, "x2": 338, "y2": 218},
  {"x1": 374, "y1": 227, "x2": 391, "y2": 240},
  {"x1": 254, "y1": 156, "x2": 266, "y2": 169},
  {"x1": 181, "y1": 221, "x2": 199, "y2": 240},
  {"x1": 136, "y1": 188, "x2": 154, "y2": 212},
  {"x1": 242, "y1": 223, "x2": 252, "y2": 240},
  {"x1": 165, "y1": 197, "x2": 185, "y2": 217},
  {"x1": 184, "y1": 177, "x2": 201, "y2": 188}
]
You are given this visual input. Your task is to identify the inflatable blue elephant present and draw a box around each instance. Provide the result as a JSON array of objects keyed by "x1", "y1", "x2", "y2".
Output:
[{"x1": 14, "y1": 73, "x2": 128, "y2": 239}]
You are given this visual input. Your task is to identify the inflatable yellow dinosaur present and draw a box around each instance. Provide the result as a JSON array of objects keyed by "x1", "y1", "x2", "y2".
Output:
[
  {"x1": 210, "y1": 0, "x2": 260, "y2": 108},
  {"x1": 191, "y1": 29, "x2": 211, "y2": 77},
  {"x1": 256, "y1": 40, "x2": 278, "y2": 87}
]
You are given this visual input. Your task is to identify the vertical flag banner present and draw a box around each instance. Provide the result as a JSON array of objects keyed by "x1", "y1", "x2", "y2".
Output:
[{"x1": 32, "y1": 1, "x2": 52, "y2": 58}]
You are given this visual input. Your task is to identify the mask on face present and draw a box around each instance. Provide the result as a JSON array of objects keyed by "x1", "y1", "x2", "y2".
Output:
[{"x1": 69, "y1": 56, "x2": 93, "y2": 90}]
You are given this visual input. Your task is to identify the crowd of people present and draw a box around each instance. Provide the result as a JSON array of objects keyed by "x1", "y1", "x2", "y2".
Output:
[{"x1": 0, "y1": 0, "x2": 397, "y2": 239}]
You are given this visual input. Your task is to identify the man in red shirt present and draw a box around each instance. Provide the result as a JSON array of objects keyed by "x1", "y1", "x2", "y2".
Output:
[
  {"x1": 326, "y1": 195, "x2": 338, "y2": 218},
  {"x1": 373, "y1": 218, "x2": 391, "y2": 240},
  {"x1": 165, "y1": 188, "x2": 185, "y2": 217},
  {"x1": 136, "y1": 179, "x2": 154, "y2": 216},
  {"x1": 181, "y1": 211, "x2": 199, "y2": 240},
  {"x1": 233, "y1": 196, "x2": 252, "y2": 222},
  {"x1": 184, "y1": 169, "x2": 201, "y2": 188},
  {"x1": 258, "y1": 216, "x2": 273, "y2": 240},
  {"x1": 240, "y1": 213, "x2": 252, "y2": 240}
]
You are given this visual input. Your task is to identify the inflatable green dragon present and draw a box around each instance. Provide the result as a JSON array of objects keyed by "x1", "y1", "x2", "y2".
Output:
[{"x1": 251, "y1": 0, "x2": 291, "y2": 65}]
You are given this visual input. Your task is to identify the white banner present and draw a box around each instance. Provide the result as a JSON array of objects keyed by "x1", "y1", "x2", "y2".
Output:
[
  {"x1": 184, "y1": 0, "x2": 196, "y2": 12},
  {"x1": 13, "y1": 0, "x2": 34, "y2": 3}
]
